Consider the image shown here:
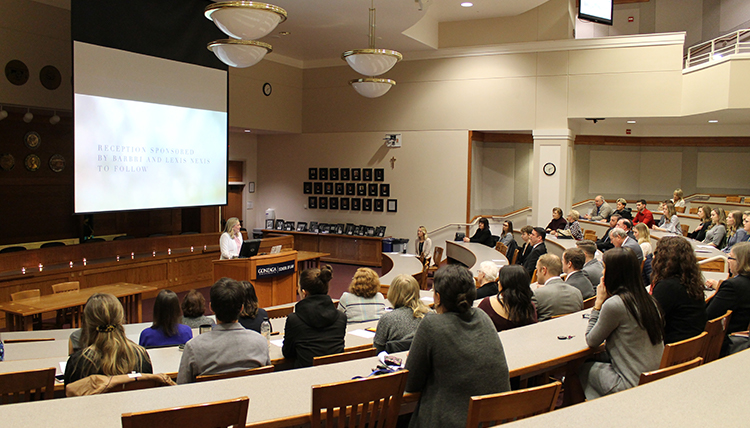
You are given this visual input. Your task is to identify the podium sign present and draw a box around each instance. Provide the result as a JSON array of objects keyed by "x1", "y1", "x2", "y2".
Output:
[
  {"x1": 256, "y1": 259, "x2": 295, "y2": 279},
  {"x1": 213, "y1": 251, "x2": 298, "y2": 307}
]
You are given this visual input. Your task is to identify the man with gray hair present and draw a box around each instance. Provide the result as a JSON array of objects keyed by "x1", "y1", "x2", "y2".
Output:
[
  {"x1": 532, "y1": 254, "x2": 584, "y2": 321},
  {"x1": 475, "y1": 261, "x2": 500, "y2": 300},
  {"x1": 584, "y1": 195, "x2": 613, "y2": 222},
  {"x1": 610, "y1": 227, "x2": 644, "y2": 263}
]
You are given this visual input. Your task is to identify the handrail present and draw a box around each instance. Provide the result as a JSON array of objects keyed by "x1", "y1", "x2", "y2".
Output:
[
  {"x1": 698, "y1": 254, "x2": 729, "y2": 274},
  {"x1": 685, "y1": 28, "x2": 750, "y2": 69}
]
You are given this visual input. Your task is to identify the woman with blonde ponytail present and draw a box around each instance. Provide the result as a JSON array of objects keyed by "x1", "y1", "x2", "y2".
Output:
[
  {"x1": 64, "y1": 293, "x2": 152, "y2": 386},
  {"x1": 373, "y1": 275, "x2": 431, "y2": 352}
]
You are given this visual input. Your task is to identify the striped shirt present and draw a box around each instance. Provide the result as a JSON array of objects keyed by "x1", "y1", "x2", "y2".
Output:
[{"x1": 337, "y1": 292, "x2": 386, "y2": 322}]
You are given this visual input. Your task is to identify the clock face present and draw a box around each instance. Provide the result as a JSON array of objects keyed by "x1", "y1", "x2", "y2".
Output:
[
  {"x1": 262, "y1": 82, "x2": 272, "y2": 96},
  {"x1": 543, "y1": 162, "x2": 556, "y2": 176}
]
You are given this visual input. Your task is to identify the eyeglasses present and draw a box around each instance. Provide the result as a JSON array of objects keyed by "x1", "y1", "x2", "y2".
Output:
[{"x1": 728, "y1": 256, "x2": 737, "y2": 261}]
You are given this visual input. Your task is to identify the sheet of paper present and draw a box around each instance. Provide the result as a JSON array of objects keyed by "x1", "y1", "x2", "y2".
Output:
[
  {"x1": 59, "y1": 361, "x2": 66, "y2": 374},
  {"x1": 348, "y1": 329, "x2": 376, "y2": 339},
  {"x1": 270, "y1": 339, "x2": 284, "y2": 347}
]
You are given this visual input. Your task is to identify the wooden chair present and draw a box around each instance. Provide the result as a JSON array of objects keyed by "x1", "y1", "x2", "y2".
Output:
[
  {"x1": 264, "y1": 305, "x2": 295, "y2": 319},
  {"x1": 428, "y1": 246, "x2": 444, "y2": 277},
  {"x1": 680, "y1": 224, "x2": 690, "y2": 237},
  {"x1": 121, "y1": 396, "x2": 249, "y2": 428},
  {"x1": 659, "y1": 331, "x2": 709, "y2": 369},
  {"x1": 689, "y1": 207, "x2": 699, "y2": 214},
  {"x1": 52, "y1": 281, "x2": 81, "y2": 328},
  {"x1": 530, "y1": 269, "x2": 537, "y2": 284},
  {"x1": 726, "y1": 196, "x2": 741, "y2": 203},
  {"x1": 639, "y1": 357, "x2": 703, "y2": 385},
  {"x1": 583, "y1": 229, "x2": 597, "y2": 241},
  {"x1": 582, "y1": 296, "x2": 596, "y2": 310},
  {"x1": 701, "y1": 310, "x2": 732, "y2": 363},
  {"x1": 196, "y1": 365, "x2": 274, "y2": 382},
  {"x1": 465, "y1": 381, "x2": 562, "y2": 428},
  {"x1": 413, "y1": 259, "x2": 430, "y2": 290},
  {"x1": 495, "y1": 242, "x2": 507, "y2": 255},
  {"x1": 11, "y1": 289, "x2": 43, "y2": 328},
  {"x1": 0, "y1": 367, "x2": 56, "y2": 405},
  {"x1": 40, "y1": 241, "x2": 65, "y2": 248},
  {"x1": 311, "y1": 370, "x2": 408, "y2": 428},
  {"x1": 0, "y1": 246, "x2": 27, "y2": 253},
  {"x1": 675, "y1": 206, "x2": 686, "y2": 213},
  {"x1": 313, "y1": 348, "x2": 378, "y2": 366},
  {"x1": 510, "y1": 248, "x2": 519, "y2": 265}
]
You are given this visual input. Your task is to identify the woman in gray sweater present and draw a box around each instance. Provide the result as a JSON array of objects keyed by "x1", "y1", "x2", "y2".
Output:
[
  {"x1": 578, "y1": 248, "x2": 664, "y2": 400},
  {"x1": 703, "y1": 208, "x2": 727, "y2": 247},
  {"x1": 405, "y1": 265, "x2": 510, "y2": 428},
  {"x1": 373, "y1": 274, "x2": 430, "y2": 353}
]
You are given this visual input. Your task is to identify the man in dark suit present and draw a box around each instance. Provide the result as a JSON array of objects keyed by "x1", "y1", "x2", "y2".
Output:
[
  {"x1": 596, "y1": 214, "x2": 621, "y2": 252},
  {"x1": 523, "y1": 227, "x2": 547, "y2": 276}
]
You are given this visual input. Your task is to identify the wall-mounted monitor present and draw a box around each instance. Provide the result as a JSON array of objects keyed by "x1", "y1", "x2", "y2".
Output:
[{"x1": 579, "y1": 0, "x2": 613, "y2": 26}]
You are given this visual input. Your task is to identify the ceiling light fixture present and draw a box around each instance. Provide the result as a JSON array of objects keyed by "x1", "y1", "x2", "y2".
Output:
[
  {"x1": 708, "y1": 120, "x2": 718, "y2": 123},
  {"x1": 23, "y1": 109, "x2": 33, "y2": 123},
  {"x1": 627, "y1": 120, "x2": 636, "y2": 124},
  {"x1": 205, "y1": 1, "x2": 286, "y2": 68},
  {"x1": 342, "y1": 0, "x2": 401, "y2": 97},
  {"x1": 461, "y1": 2, "x2": 474, "y2": 7}
]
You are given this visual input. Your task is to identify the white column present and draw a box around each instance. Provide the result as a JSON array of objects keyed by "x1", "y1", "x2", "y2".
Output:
[{"x1": 531, "y1": 129, "x2": 575, "y2": 226}]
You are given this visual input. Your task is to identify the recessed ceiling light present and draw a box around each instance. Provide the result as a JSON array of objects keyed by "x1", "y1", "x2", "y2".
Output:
[
  {"x1": 244, "y1": 129, "x2": 252, "y2": 132},
  {"x1": 708, "y1": 120, "x2": 718, "y2": 123},
  {"x1": 627, "y1": 120, "x2": 636, "y2": 124},
  {"x1": 461, "y1": 2, "x2": 473, "y2": 7},
  {"x1": 279, "y1": 31, "x2": 290, "y2": 36}
]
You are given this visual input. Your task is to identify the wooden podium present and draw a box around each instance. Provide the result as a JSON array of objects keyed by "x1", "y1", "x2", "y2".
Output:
[{"x1": 212, "y1": 251, "x2": 298, "y2": 307}]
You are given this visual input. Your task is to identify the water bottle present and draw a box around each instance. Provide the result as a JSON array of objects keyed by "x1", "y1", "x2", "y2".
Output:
[{"x1": 260, "y1": 317, "x2": 271, "y2": 346}]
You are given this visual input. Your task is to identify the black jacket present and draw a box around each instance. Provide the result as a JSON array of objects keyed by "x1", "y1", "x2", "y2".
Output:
[
  {"x1": 469, "y1": 228, "x2": 494, "y2": 247},
  {"x1": 523, "y1": 242, "x2": 548, "y2": 276},
  {"x1": 282, "y1": 294, "x2": 346, "y2": 368}
]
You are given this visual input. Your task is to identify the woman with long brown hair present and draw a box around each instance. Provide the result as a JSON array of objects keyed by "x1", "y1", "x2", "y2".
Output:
[{"x1": 650, "y1": 236, "x2": 707, "y2": 343}]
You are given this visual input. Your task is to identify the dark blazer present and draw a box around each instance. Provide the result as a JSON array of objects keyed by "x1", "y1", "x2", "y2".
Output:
[
  {"x1": 523, "y1": 242, "x2": 547, "y2": 276},
  {"x1": 516, "y1": 242, "x2": 532, "y2": 266},
  {"x1": 706, "y1": 274, "x2": 750, "y2": 335},
  {"x1": 596, "y1": 228, "x2": 615, "y2": 252},
  {"x1": 469, "y1": 228, "x2": 494, "y2": 247}
]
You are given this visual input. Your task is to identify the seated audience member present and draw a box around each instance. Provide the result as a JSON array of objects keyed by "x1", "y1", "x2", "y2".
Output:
[
  {"x1": 650, "y1": 236, "x2": 707, "y2": 344},
  {"x1": 415, "y1": 225, "x2": 433, "y2": 261},
  {"x1": 463, "y1": 217, "x2": 494, "y2": 247},
  {"x1": 585, "y1": 195, "x2": 614, "y2": 222},
  {"x1": 139, "y1": 290, "x2": 193, "y2": 348},
  {"x1": 532, "y1": 254, "x2": 584, "y2": 321},
  {"x1": 516, "y1": 225, "x2": 535, "y2": 266},
  {"x1": 577, "y1": 240, "x2": 603, "y2": 288},
  {"x1": 577, "y1": 248, "x2": 664, "y2": 400},
  {"x1": 338, "y1": 267, "x2": 386, "y2": 322},
  {"x1": 238, "y1": 281, "x2": 269, "y2": 333},
  {"x1": 671, "y1": 188, "x2": 685, "y2": 208},
  {"x1": 475, "y1": 261, "x2": 500, "y2": 300},
  {"x1": 177, "y1": 278, "x2": 270, "y2": 383},
  {"x1": 499, "y1": 220, "x2": 515, "y2": 247},
  {"x1": 706, "y1": 242, "x2": 750, "y2": 355},
  {"x1": 616, "y1": 218, "x2": 636, "y2": 240},
  {"x1": 180, "y1": 289, "x2": 215, "y2": 329},
  {"x1": 405, "y1": 265, "x2": 510, "y2": 428},
  {"x1": 522, "y1": 227, "x2": 548, "y2": 276},
  {"x1": 552, "y1": 210, "x2": 583, "y2": 240},
  {"x1": 653, "y1": 201, "x2": 682, "y2": 235},
  {"x1": 562, "y1": 248, "x2": 595, "y2": 299},
  {"x1": 65, "y1": 293, "x2": 152, "y2": 386},
  {"x1": 478, "y1": 265, "x2": 537, "y2": 331},
  {"x1": 373, "y1": 275, "x2": 431, "y2": 353},
  {"x1": 219, "y1": 217, "x2": 242, "y2": 260},
  {"x1": 723, "y1": 211, "x2": 750, "y2": 253},
  {"x1": 609, "y1": 227, "x2": 643, "y2": 264},
  {"x1": 612, "y1": 198, "x2": 632, "y2": 220},
  {"x1": 702, "y1": 208, "x2": 727, "y2": 247},
  {"x1": 596, "y1": 214, "x2": 621, "y2": 252},
  {"x1": 633, "y1": 199, "x2": 655, "y2": 228},
  {"x1": 687, "y1": 205, "x2": 712, "y2": 241},
  {"x1": 634, "y1": 223, "x2": 653, "y2": 257},
  {"x1": 545, "y1": 207, "x2": 568, "y2": 233},
  {"x1": 283, "y1": 265, "x2": 346, "y2": 368}
]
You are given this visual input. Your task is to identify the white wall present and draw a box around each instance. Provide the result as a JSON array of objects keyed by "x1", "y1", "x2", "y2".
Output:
[{"x1": 228, "y1": 132, "x2": 258, "y2": 231}]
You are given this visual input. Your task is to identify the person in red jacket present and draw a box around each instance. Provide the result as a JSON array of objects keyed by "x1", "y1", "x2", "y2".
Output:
[{"x1": 633, "y1": 199, "x2": 655, "y2": 228}]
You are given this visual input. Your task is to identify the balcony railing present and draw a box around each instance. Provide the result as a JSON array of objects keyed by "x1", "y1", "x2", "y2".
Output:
[{"x1": 685, "y1": 28, "x2": 750, "y2": 69}]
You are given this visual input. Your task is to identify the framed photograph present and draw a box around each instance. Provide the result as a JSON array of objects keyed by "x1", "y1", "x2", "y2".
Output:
[
  {"x1": 275, "y1": 219, "x2": 285, "y2": 230},
  {"x1": 374, "y1": 168, "x2": 384, "y2": 182},
  {"x1": 308, "y1": 197, "x2": 317, "y2": 209},
  {"x1": 319, "y1": 168, "x2": 328, "y2": 180},
  {"x1": 345, "y1": 223, "x2": 355, "y2": 235},
  {"x1": 363, "y1": 168, "x2": 372, "y2": 181},
  {"x1": 387, "y1": 199, "x2": 398, "y2": 212},
  {"x1": 357, "y1": 225, "x2": 366, "y2": 236},
  {"x1": 351, "y1": 168, "x2": 361, "y2": 181},
  {"x1": 380, "y1": 183, "x2": 390, "y2": 197},
  {"x1": 320, "y1": 223, "x2": 330, "y2": 233},
  {"x1": 329, "y1": 197, "x2": 339, "y2": 210},
  {"x1": 265, "y1": 219, "x2": 274, "y2": 229},
  {"x1": 357, "y1": 183, "x2": 366, "y2": 196},
  {"x1": 346, "y1": 183, "x2": 355, "y2": 196},
  {"x1": 368, "y1": 183, "x2": 378, "y2": 197},
  {"x1": 303, "y1": 182, "x2": 312, "y2": 194},
  {"x1": 319, "y1": 197, "x2": 328, "y2": 209},
  {"x1": 283, "y1": 221, "x2": 294, "y2": 231},
  {"x1": 353, "y1": 225, "x2": 362, "y2": 235},
  {"x1": 374, "y1": 199, "x2": 384, "y2": 212},
  {"x1": 296, "y1": 222, "x2": 308, "y2": 232},
  {"x1": 340, "y1": 197, "x2": 350, "y2": 210},
  {"x1": 363, "y1": 198, "x2": 372, "y2": 211},
  {"x1": 324, "y1": 182, "x2": 333, "y2": 195},
  {"x1": 330, "y1": 168, "x2": 339, "y2": 180},
  {"x1": 375, "y1": 226, "x2": 387, "y2": 237},
  {"x1": 310, "y1": 221, "x2": 320, "y2": 233},
  {"x1": 309, "y1": 168, "x2": 317, "y2": 180},
  {"x1": 366, "y1": 226, "x2": 375, "y2": 236},
  {"x1": 340, "y1": 168, "x2": 350, "y2": 181},
  {"x1": 314, "y1": 182, "x2": 323, "y2": 195},
  {"x1": 336, "y1": 223, "x2": 345, "y2": 234},
  {"x1": 335, "y1": 182, "x2": 344, "y2": 195},
  {"x1": 352, "y1": 198, "x2": 361, "y2": 211}
]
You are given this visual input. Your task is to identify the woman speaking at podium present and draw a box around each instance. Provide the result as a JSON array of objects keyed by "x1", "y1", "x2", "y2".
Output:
[{"x1": 220, "y1": 217, "x2": 242, "y2": 260}]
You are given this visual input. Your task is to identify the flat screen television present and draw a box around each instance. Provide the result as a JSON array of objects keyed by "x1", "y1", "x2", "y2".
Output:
[
  {"x1": 579, "y1": 0, "x2": 613, "y2": 26},
  {"x1": 238, "y1": 239, "x2": 261, "y2": 259}
]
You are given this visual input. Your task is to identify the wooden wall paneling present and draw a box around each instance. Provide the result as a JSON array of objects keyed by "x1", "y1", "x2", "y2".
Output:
[
  {"x1": 357, "y1": 239, "x2": 382, "y2": 267},
  {"x1": 201, "y1": 206, "x2": 220, "y2": 233},
  {"x1": 292, "y1": 233, "x2": 319, "y2": 252},
  {"x1": 228, "y1": 160, "x2": 244, "y2": 183}
]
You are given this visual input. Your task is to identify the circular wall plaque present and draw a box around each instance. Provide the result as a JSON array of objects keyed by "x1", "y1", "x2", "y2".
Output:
[
  {"x1": 0, "y1": 153, "x2": 15, "y2": 171},
  {"x1": 25, "y1": 154, "x2": 41, "y2": 171},
  {"x1": 40, "y1": 65, "x2": 62, "y2": 90},
  {"x1": 5, "y1": 60, "x2": 29, "y2": 86},
  {"x1": 49, "y1": 154, "x2": 65, "y2": 172},
  {"x1": 24, "y1": 131, "x2": 41, "y2": 149}
]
